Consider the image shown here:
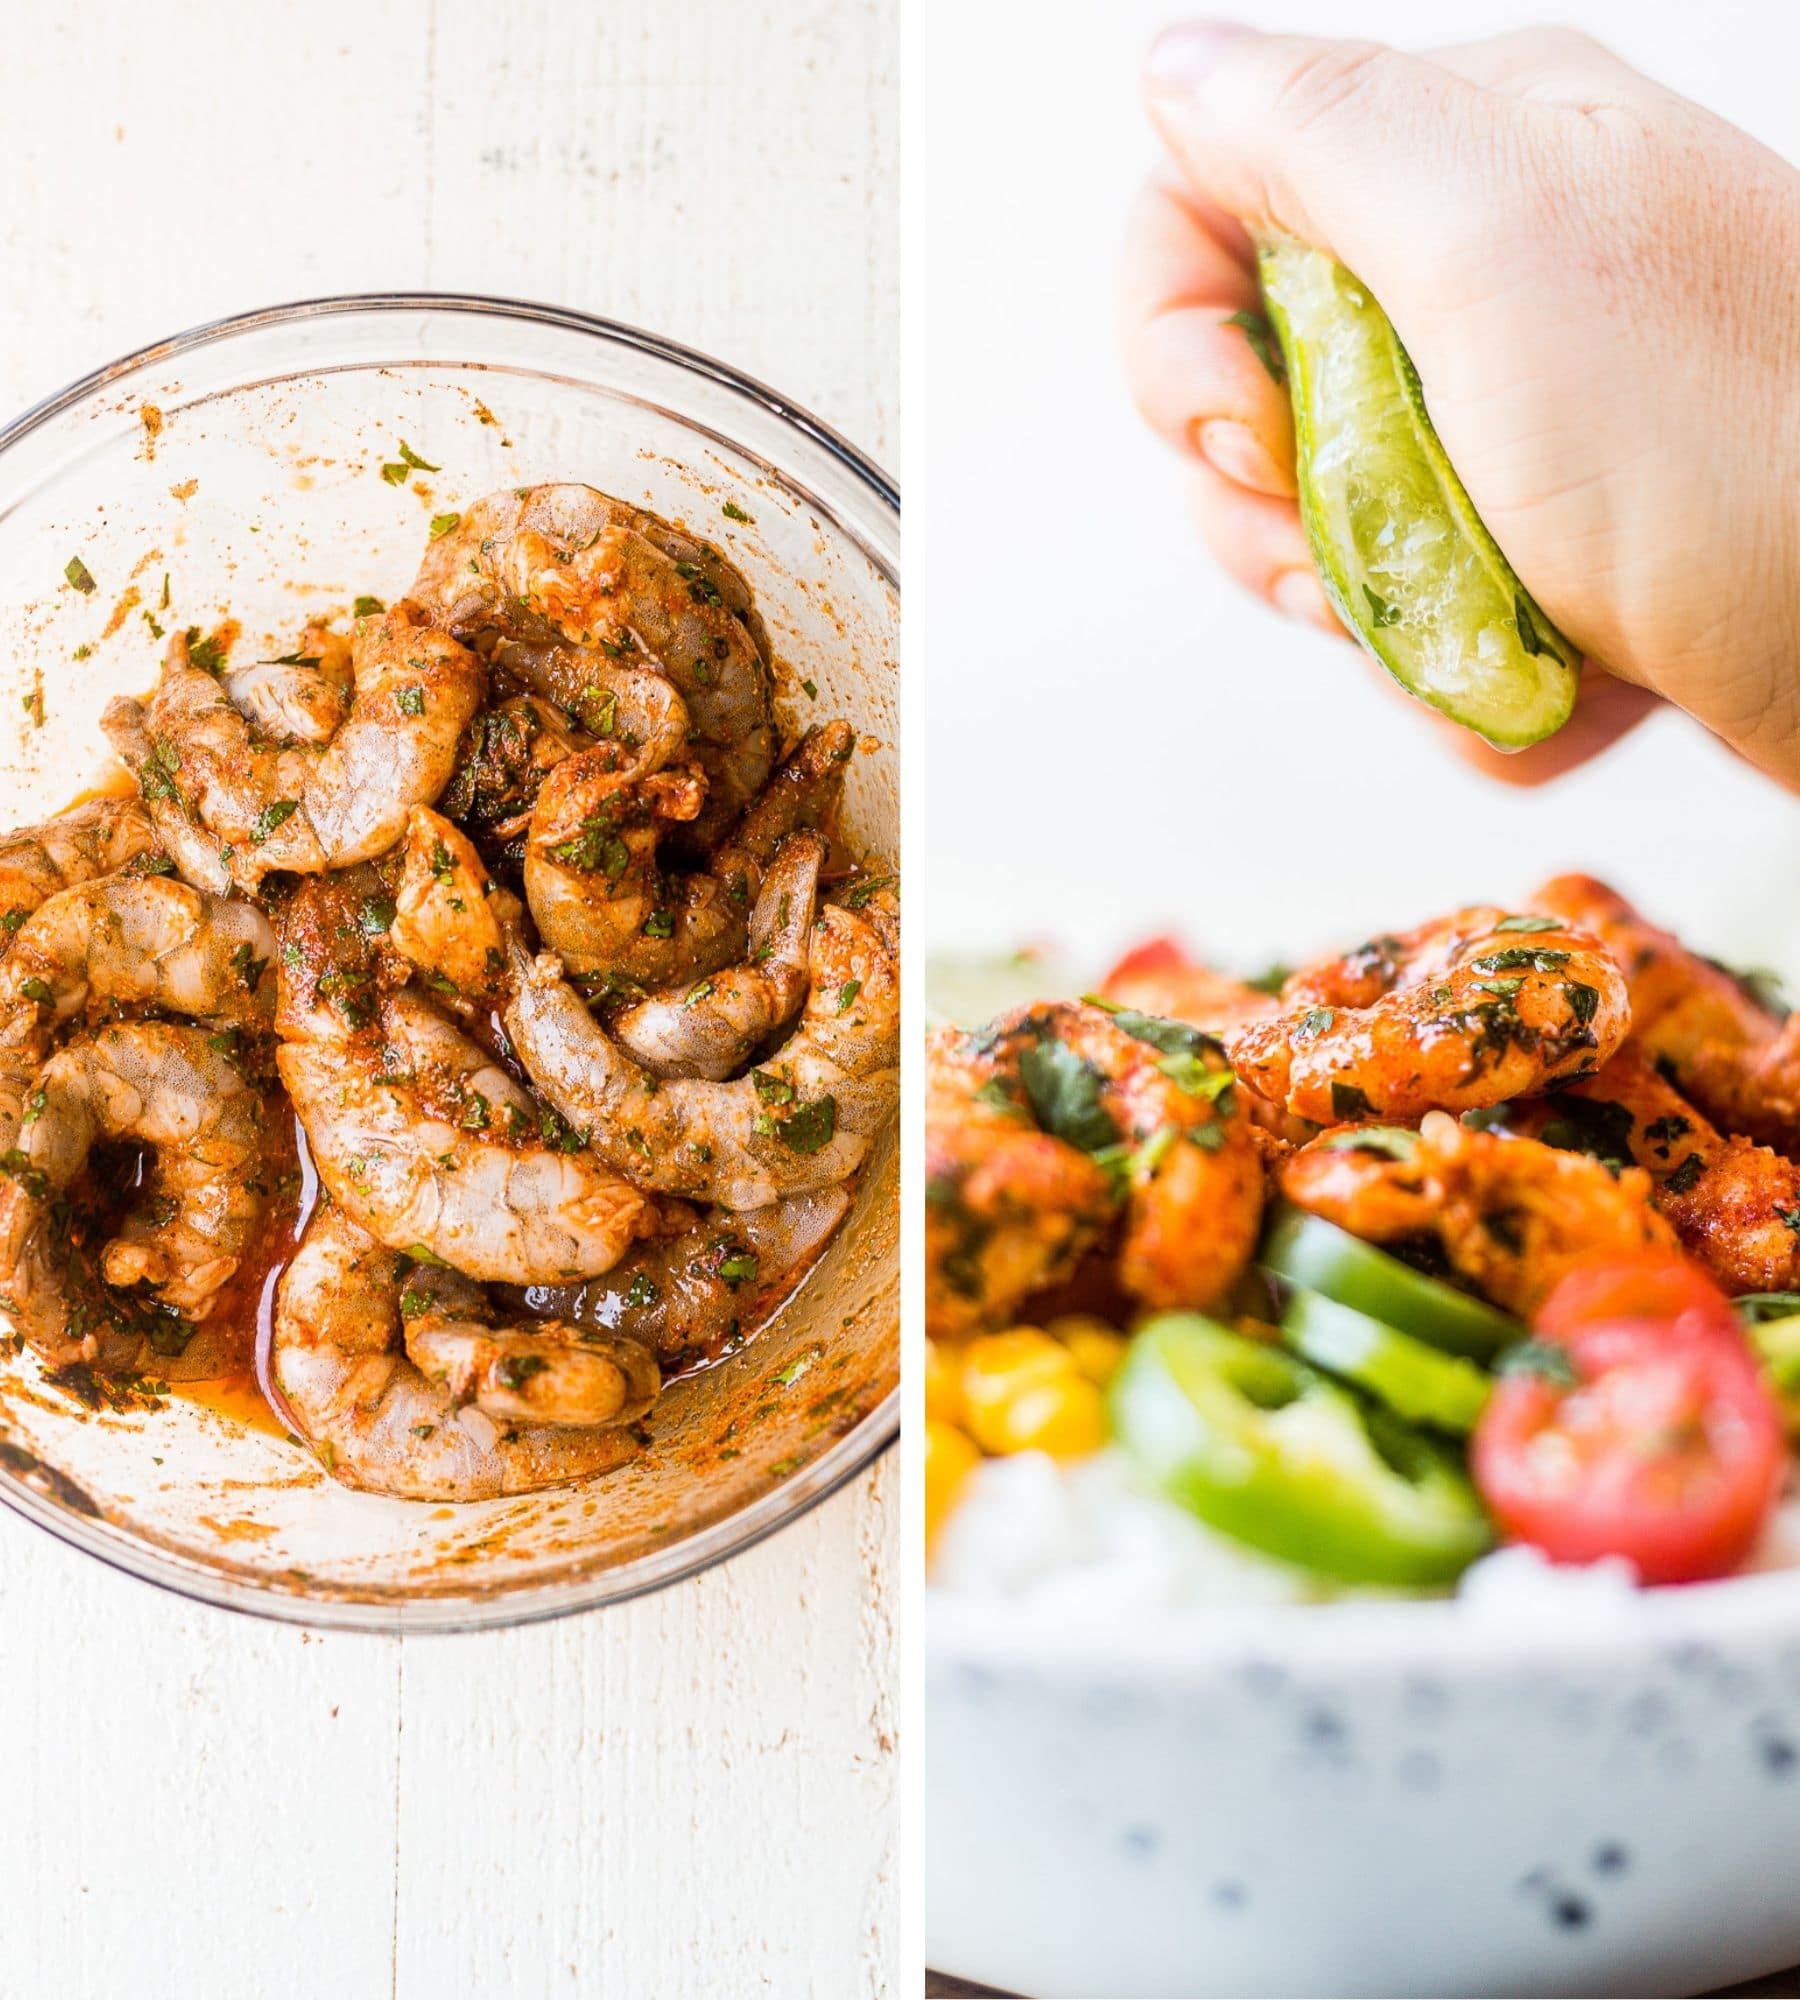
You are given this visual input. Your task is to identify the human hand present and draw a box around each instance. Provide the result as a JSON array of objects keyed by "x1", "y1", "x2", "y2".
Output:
[{"x1": 1122, "y1": 23, "x2": 1800, "y2": 786}]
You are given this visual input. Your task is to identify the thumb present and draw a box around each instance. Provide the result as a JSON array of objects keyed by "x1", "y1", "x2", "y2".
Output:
[{"x1": 1145, "y1": 24, "x2": 1501, "y2": 283}]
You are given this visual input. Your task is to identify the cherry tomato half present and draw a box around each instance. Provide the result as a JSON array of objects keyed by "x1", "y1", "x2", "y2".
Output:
[
  {"x1": 1474, "y1": 1317, "x2": 1785, "y2": 1585},
  {"x1": 1103, "y1": 934, "x2": 1190, "y2": 985},
  {"x1": 1536, "y1": 1250, "x2": 1738, "y2": 1346}
]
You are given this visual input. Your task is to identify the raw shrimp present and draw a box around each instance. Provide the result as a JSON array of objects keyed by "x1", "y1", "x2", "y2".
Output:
[
  {"x1": 522, "y1": 715, "x2": 720, "y2": 987},
  {"x1": 607, "y1": 833, "x2": 824, "y2": 1080},
  {"x1": 527, "y1": 717, "x2": 851, "y2": 1009},
  {"x1": 1280, "y1": 1113, "x2": 1675, "y2": 1319},
  {"x1": 1502, "y1": 1048, "x2": 1800, "y2": 1297},
  {"x1": 0, "y1": 795, "x2": 163, "y2": 945},
  {"x1": 272, "y1": 1204, "x2": 656, "y2": 1501},
  {"x1": 0, "y1": 874, "x2": 275, "y2": 1149},
  {"x1": 506, "y1": 887, "x2": 899, "y2": 1209},
  {"x1": 277, "y1": 989, "x2": 649, "y2": 1283},
  {"x1": 222, "y1": 623, "x2": 353, "y2": 745},
  {"x1": 1229, "y1": 906, "x2": 1629, "y2": 1124},
  {"x1": 410, "y1": 484, "x2": 775, "y2": 848},
  {"x1": 102, "y1": 603, "x2": 484, "y2": 891},
  {"x1": 509, "y1": 1183, "x2": 853, "y2": 1371},
  {"x1": 389, "y1": 806, "x2": 521, "y2": 1012},
  {"x1": 0, "y1": 1023, "x2": 273, "y2": 1368},
  {"x1": 1536, "y1": 873, "x2": 1800, "y2": 1154},
  {"x1": 925, "y1": 999, "x2": 1263, "y2": 1339}
]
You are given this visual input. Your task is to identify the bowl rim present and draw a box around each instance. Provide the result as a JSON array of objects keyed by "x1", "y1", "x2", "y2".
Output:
[
  {"x1": 0, "y1": 287, "x2": 899, "y2": 518},
  {"x1": 0, "y1": 290, "x2": 899, "y2": 1631},
  {"x1": 928, "y1": 1553, "x2": 1800, "y2": 1680}
]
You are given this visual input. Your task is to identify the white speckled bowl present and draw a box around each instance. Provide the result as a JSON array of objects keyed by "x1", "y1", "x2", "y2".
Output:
[{"x1": 929, "y1": 1569, "x2": 1800, "y2": 1996}]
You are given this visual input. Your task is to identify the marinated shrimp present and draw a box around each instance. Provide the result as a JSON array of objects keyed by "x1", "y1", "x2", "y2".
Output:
[
  {"x1": 102, "y1": 603, "x2": 484, "y2": 892},
  {"x1": 0, "y1": 795, "x2": 163, "y2": 944},
  {"x1": 0, "y1": 1023, "x2": 273, "y2": 1369},
  {"x1": 0, "y1": 873, "x2": 275, "y2": 1150},
  {"x1": 1536, "y1": 873, "x2": 1800, "y2": 1154},
  {"x1": 607, "y1": 833, "x2": 824, "y2": 1080},
  {"x1": 1280, "y1": 1113, "x2": 1675, "y2": 1318},
  {"x1": 389, "y1": 806, "x2": 521, "y2": 1012},
  {"x1": 410, "y1": 483, "x2": 776, "y2": 849},
  {"x1": 509, "y1": 1183, "x2": 854, "y2": 1371},
  {"x1": 273, "y1": 1204, "x2": 656, "y2": 1501},
  {"x1": 1229, "y1": 906, "x2": 1629, "y2": 1123},
  {"x1": 1500, "y1": 1047, "x2": 1800, "y2": 1297},
  {"x1": 925, "y1": 999, "x2": 1264, "y2": 1339},
  {"x1": 524, "y1": 718, "x2": 851, "y2": 996},
  {"x1": 279, "y1": 986, "x2": 649, "y2": 1284},
  {"x1": 222, "y1": 622, "x2": 353, "y2": 745},
  {"x1": 506, "y1": 887, "x2": 899, "y2": 1209}
]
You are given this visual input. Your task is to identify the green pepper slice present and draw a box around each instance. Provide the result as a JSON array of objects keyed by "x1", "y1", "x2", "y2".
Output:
[
  {"x1": 1280, "y1": 1285, "x2": 1491, "y2": 1435},
  {"x1": 1260, "y1": 1206, "x2": 1521, "y2": 1362},
  {"x1": 1112, "y1": 1313, "x2": 1492, "y2": 1587},
  {"x1": 1735, "y1": 1293, "x2": 1800, "y2": 1434}
]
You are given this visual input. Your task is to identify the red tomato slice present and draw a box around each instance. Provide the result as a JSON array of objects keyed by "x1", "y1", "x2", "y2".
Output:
[
  {"x1": 1104, "y1": 935, "x2": 1191, "y2": 985},
  {"x1": 1474, "y1": 1318, "x2": 1785, "y2": 1585},
  {"x1": 1536, "y1": 1250, "x2": 1738, "y2": 1345}
]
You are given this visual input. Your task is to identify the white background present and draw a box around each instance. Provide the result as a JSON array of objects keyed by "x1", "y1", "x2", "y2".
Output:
[
  {"x1": 924, "y1": 0, "x2": 1800, "y2": 985},
  {"x1": 0, "y1": 3, "x2": 896, "y2": 1996}
]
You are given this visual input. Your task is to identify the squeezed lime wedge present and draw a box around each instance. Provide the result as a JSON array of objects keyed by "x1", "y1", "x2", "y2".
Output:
[{"x1": 1257, "y1": 235, "x2": 1579, "y2": 749}]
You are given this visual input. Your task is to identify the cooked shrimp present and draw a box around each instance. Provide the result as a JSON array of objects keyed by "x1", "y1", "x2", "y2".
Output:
[
  {"x1": 1280, "y1": 1113, "x2": 1675, "y2": 1318},
  {"x1": 506, "y1": 887, "x2": 899, "y2": 1209},
  {"x1": 389, "y1": 806, "x2": 521, "y2": 1012},
  {"x1": 0, "y1": 795, "x2": 163, "y2": 945},
  {"x1": 925, "y1": 999, "x2": 1264, "y2": 1338},
  {"x1": 1503, "y1": 1048, "x2": 1800, "y2": 1297},
  {"x1": 273, "y1": 1204, "x2": 656, "y2": 1501},
  {"x1": 222, "y1": 623, "x2": 353, "y2": 745},
  {"x1": 278, "y1": 989, "x2": 648, "y2": 1283},
  {"x1": 1229, "y1": 906, "x2": 1629, "y2": 1124},
  {"x1": 607, "y1": 833, "x2": 824, "y2": 1080},
  {"x1": 508, "y1": 1182, "x2": 853, "y2": 1370},
  {"x1": 410, "y1": 484, "x2": 775, "y2": 849},
  {"x1": 1536, "y1": 873, "x2": 1800, "y2": 1155},
  {"x1": 0, "y1": 875, "x2": 275, "y2": 1149},
  {"x1": 0, "y1": 1024, "x2": 272, "y2": 1368},
  {"x1": 102, "y1": 604, "x2": 485, "y2": 891}
]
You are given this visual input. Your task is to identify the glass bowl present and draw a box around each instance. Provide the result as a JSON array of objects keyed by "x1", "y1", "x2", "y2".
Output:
[{"x1": 0, "y1": 295, "x2": 898, "y2": 1630}]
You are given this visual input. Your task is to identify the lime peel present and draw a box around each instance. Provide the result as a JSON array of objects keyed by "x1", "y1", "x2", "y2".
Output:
[{"x1": 1257, "y1": 234, "x2": 1580, "y2": 749}]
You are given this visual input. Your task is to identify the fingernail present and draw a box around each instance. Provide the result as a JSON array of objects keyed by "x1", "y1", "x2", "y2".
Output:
[
  {"x1": 1147, "y1": 20, "x2": 1251, "y2": 96},
  {"x1": 1272, "y1": 567, "x2": 1338, "y2": 632},
  {"x1": 1196, "y1": 418, "x2": 1291, "y2": 497}
]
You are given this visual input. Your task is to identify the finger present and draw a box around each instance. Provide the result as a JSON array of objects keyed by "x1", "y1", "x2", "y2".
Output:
[
  {"x1": 1143, "y1": 24, "x2": 1500, "y2": 290},
  {"x1": 1121, "y1": 173, "x2": 1296, "y2": 495},
  {"x1": 1185, "y1": 462, "x2": 1340, "y2": 633}
]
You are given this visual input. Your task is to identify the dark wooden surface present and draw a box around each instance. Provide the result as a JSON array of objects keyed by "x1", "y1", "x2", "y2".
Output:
[{"x1": 925, "y1": 1966, "x2": 1800, "y2": 1996}]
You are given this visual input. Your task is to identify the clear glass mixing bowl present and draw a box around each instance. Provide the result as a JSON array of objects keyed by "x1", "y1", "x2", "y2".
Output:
[{"x1": 0, "y1": 295, "x2": 898, "y2": 1629}]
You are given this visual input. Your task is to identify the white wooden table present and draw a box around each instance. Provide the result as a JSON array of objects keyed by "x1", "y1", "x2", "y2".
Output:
[{"x1": 0, "y1": 4, "x2": 897, "y2": 1994}]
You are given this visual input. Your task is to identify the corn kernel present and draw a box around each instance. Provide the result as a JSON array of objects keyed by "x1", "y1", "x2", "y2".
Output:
[
  {"x1": 1046, "y1": 1314, "x2": 1129, "y2": 1385},
  {"x1": 926, "y1": 1419, "x2": 981, "y2": 1546},
  {"x1": 925, "y1": 1337, "x2": 964, "y2": 1425},
  {"x1": 960, "y1": 1328, "x2": 1108, "y2": 1460},
  {"x1": 984, "y1": 1374, "x2": 1108, "y2": 1458}
]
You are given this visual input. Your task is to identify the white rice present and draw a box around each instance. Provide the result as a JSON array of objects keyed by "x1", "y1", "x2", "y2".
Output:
[{"x1": 930, "y1": 1448, "x2": 1800, "y2": 1613}]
